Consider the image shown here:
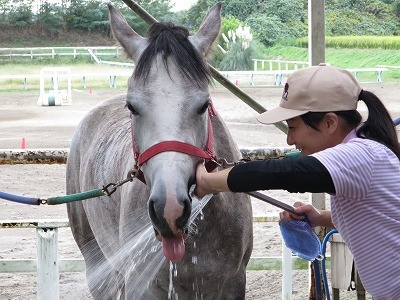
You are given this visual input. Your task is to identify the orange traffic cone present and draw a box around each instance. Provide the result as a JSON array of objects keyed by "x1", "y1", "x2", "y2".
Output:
[{"x1": 20, "y1": 137, "x2": 27, "y2": 149}]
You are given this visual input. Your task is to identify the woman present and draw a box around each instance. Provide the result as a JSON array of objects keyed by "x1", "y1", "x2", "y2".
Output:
[{"x1": 195, "y1": 64, "x2": 400, "y2": 299}]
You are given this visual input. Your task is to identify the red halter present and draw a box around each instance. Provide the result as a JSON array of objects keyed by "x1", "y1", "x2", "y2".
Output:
[{"x1": 130, "y1": 101, "x2": 219, "y2": 184}]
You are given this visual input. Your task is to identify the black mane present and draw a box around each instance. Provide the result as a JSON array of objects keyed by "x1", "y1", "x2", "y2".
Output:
[{"x1": 134, "y1": 22, "x2": 211, "y2": 87}]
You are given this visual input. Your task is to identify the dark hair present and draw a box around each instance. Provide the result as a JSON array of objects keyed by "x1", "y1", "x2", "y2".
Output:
[
  {"x1": 134, "y1": 22, "x2": 211, "y2": 88},
  {"x1": 301, "y1": 90, "x2": 400, "y2": 158}
]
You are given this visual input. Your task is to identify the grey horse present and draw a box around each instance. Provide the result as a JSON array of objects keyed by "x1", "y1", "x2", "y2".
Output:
[{"x1": 66, "y1": 3, "x2": 253, "y2": 299}]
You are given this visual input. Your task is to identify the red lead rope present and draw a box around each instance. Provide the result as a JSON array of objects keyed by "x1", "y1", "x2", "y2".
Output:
[{"x1": 130, "y1": 101, "x2": 218, "y2": 184}]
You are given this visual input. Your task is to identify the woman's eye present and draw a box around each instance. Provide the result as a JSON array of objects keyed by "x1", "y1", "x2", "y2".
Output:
[
  {"x1": 198, "y1": 101, "x2": 210, "y2": 114},
  {"x1": 126, "y1": 102, "x2": 139, "y2": 115}
]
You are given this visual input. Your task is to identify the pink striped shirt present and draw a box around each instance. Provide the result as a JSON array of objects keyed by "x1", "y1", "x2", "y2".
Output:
[{"x1": 311, "y1": 129, "x2": 400, "y2": 299}]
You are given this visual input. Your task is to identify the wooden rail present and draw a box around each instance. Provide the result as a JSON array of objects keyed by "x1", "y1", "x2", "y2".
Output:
[
  {"x1": 0, "y1": 46, "x2": 122, "y2": 59},
  {"x1": 220, "y1": 67, "x2": 388, "y2": 86},
  {"x1": 0, "y1": 71, "x2": 132, "y2": 90}
]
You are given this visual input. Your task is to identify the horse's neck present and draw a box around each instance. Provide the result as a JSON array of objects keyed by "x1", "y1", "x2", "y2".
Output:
[{"x1": 212, "y1": 116, "x2": 241, "y2": 161}]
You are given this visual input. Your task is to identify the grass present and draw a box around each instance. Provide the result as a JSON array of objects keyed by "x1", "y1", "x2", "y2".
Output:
[
  {"x1": 258, "y1": 45, "x2": 400, "y2": 82},
  {"x1": 296, "y1": 36, "x2": 400, "y2": 50}
]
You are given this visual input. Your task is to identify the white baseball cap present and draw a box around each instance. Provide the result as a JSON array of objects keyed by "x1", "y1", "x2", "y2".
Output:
[{"x1": 257, "y1": 64, "x2": 362, "y2": 124}]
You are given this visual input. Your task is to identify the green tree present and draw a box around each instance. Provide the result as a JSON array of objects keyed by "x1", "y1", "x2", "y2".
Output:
[
  {"x1": 36, "y1": 2, "x2": 64, "y2": 34},
  {"x1": 66, "y1": 0, "x2": 109, "y2": 32},
  {"x1": 178, "y1": 0, "x2": 217, "y2": 32},
  {"x1": 117, "y1": 0, "x2": 175, "y2": 36},
  {"x1": 0, "y1": 0, "x2": 33, "y2": 27}
]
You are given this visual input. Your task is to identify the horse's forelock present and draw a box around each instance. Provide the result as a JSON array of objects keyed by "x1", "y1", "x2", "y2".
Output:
[{"x1": 134, "y1": 22, "x2": 211, "y2": 87}]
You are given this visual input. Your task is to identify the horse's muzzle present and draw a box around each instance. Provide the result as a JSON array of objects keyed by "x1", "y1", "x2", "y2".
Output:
[{"x1": 148, "y1": 195, "x2": 191, "y2": 237}]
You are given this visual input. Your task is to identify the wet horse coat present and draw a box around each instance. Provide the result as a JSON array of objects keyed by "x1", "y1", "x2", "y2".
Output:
[{"x1": 66, "y1": 3, "x2": 253, "y2": 299}]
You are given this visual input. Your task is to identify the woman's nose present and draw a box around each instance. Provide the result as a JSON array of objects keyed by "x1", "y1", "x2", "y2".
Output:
[{"x1": 286, "y1": 133, "x2": 294, "y2": 146}]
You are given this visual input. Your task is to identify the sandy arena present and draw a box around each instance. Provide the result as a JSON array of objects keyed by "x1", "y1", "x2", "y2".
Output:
[{"x1": 1, "y1": 82, "x2": 395, "y2": 299}]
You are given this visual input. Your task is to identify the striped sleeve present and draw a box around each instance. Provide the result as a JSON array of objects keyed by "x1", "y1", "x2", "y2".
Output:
[{"x1": 311, "y1": 139, "x2": 375, "y2": 201}]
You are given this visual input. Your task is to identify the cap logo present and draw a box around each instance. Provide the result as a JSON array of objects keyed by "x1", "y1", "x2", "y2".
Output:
[{"x1": 282, "y1": 83, "x2": 289, "y2": 101}]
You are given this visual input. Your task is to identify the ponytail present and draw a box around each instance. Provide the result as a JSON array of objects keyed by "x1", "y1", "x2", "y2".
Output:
[{"x1": 357, "y1": 90, "x2": 400, "y2": 158}]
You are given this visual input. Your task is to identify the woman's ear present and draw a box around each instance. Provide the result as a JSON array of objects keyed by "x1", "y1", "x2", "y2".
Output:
[{"x1": 323, "y1": 113, "x2": 339, "y2": 133}]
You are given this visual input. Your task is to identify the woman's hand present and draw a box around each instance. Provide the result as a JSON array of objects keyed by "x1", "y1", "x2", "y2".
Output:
[
  {"x1": 194, "y1": 160, "x2": 232, "y2": 199},
  {"x1": 195, "y1": 161, "x2": 209, "y2": 199},
  {"x1": 280, "y1": 201, "x2": 324, "y2": 228}
]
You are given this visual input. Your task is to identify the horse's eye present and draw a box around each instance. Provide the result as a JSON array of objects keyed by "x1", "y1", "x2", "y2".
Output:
[
  {"x1": 126, "y1": 102, "x2": 139, "y2": 115},
  {"x1": 198, "y1": 101, "x2": 210, "y2": 114}
]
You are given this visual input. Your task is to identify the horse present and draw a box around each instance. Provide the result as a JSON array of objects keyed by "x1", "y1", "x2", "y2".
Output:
[{"x1": 66, "y1": 3, "x2": 253, "y2": 299}]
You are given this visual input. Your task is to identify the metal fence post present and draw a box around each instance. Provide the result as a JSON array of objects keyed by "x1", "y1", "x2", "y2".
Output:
[{"x1": 282, "y1": 243, "x2": 293, "y2": 300}]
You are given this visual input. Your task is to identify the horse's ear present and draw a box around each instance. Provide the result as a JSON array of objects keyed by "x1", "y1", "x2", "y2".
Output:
[
  {"x1": 108, "y1": 4, "x2": 147, "y2": 63},
  {"x1": 189, "y1": 2, "x2": 222, "y2": 57}
]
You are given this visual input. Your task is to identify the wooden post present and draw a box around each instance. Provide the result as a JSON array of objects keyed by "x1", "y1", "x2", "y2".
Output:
[
  {"x1": 308, "y1": 0, "x2": 325, "y2": 66},
  {"x1": 37, "y1": 227, "x2": 59, "y2": 300},
  {"x1": 330, "y1": 233, "x2": 353, "y2": 291},
  {"x1": 309, "y1": 193, "x2": 326, "y2": 299},
  {"x1": 356, "y1": 270, "x2": 366, "y2": 300}
]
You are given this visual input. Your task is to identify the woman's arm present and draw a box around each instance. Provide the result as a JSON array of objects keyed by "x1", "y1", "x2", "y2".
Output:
[
  {"x1": 195, "y1": 156, "x2": 335, "y2": 198},
  {"x1": 195, "y1": 163, "x2": 232, "y2": 198}
]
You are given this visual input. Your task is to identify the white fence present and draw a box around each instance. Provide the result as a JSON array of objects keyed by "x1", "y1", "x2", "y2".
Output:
[
  {"x1": 0, "y1": 46, "x2": 122, "y2": 60},
  {"x1": 220, "y1": 59, "x2": 388, "y2": 86},
  {"x1": 252, "y1": 59, "x2": 310, "y2": 72},
  {"x1": 0, "y1": 71, "x2": 132, "y2": 90}
]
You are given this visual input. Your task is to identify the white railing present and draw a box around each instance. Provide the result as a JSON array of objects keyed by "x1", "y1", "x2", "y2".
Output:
[
  {"x1": 0, "y1": 46, "x2": 123, "y2": 59},
  {"x1": 221, "y1": 63, "x2": 387, "y2": 86},
  {"x1": 0, "y1": 71, "x2": 133, "y2": 90},
  {"x1": 220, "y1": 70, "x2": 296, "y2": 86},
  {"x1": 252, "y1": 59, "x2": 310, "y2": 72}
]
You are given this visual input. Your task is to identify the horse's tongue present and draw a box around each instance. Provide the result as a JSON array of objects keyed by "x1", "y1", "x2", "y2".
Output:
[{"x1": 162, "y1": 236, "x2": 185, "y2": 262}]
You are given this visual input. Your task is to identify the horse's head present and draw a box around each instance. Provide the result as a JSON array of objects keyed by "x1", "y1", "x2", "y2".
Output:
[{"x1": 108, "y1": 4, "x2": 221, "y2": 261}]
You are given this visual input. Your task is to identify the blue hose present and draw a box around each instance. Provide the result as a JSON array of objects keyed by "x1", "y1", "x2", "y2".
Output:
[
  {"x1": 394, "y1": 117, "x2": 400, "y2": 126},
  {"x1": 0, "y1": 191, "x2": 40, "y2": 205},
  {"x1": 321, "y1": 229, "x2": 339, "y2": 300}
]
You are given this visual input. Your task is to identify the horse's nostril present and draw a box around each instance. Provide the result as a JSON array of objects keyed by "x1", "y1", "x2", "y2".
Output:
[
  {"x1": 148, "y1": 198, "x2": 174, "y2": 237},
  {"x1": 148, "y1": 198, "x2": 158, "y2": 220},
  {"x1": 176, "y1": 197, "x2": 191, "y2": 229}
]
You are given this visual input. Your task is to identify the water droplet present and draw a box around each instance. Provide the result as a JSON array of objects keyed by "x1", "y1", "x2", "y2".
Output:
[
  {"x1": 199, "y1": 211, "x2": 204, "y2": 220},
  {"x1": 168, "y1": 261, "x2": 174, "y2": 299},
  {"x1": 192, "y1": 256, "x2": 198, "y2": 264}
]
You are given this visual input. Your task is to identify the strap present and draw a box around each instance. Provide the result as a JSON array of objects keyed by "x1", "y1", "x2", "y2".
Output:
[{"x1": 138, "y1": 141, "x2": 214, "y2": 166}]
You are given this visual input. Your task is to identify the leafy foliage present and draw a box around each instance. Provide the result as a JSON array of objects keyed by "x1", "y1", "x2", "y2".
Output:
[{"x1": 2, "y1": 0, "x2": 400, "y2": 63}]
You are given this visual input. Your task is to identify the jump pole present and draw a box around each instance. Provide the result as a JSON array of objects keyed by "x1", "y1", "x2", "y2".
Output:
[{"x1": 120, "y1": 0, "x2": 288, "y2": 134}]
